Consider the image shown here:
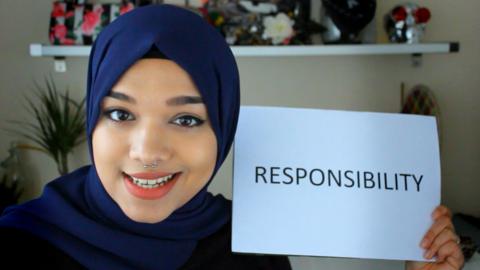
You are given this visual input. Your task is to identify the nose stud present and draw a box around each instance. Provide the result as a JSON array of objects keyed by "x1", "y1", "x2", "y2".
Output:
[{"x1": 143, "y1": 160, "x2": 158, "y2": 168}]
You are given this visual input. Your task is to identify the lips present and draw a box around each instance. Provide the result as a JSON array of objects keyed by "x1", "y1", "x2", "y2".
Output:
[
  {"x1": 123, "y1": 171, "x2": 180, "y2": 200},
  {"x1": 128, "y1": 171, "x2": 173, "y2": 180}
]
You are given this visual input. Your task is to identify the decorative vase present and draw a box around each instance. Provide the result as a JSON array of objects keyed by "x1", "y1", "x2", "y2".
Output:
[
  {"x1": 320, "y1": 0, "x2": 376, "y2": 44},
  {"x1": 384, "y1": 3, "x2": 431, "y2": 44}
]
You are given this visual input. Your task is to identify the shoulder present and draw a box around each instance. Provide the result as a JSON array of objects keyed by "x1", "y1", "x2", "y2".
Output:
[
  {"x1": 181, "y1": 220, "x2": 292, "y2": 270},
  {"x1": 0, "y1": 226, "x2": 85, "y2": 269}
]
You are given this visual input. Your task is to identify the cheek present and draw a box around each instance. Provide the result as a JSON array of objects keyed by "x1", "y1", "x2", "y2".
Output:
[
  {"x1": 176, "y1": 129, "x2": 217, "y2": 179},
  {"x1": 92, "y1": 123, "x2": 129, "y2": 173}
]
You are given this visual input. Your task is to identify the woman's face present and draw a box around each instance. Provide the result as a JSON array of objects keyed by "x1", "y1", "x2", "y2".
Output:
[{"x1": 92, "y1": 59, "x2": 217, "y2": 223}]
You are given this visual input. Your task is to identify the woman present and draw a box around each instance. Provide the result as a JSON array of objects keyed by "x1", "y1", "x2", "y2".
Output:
[{"x1": 0, "y1": 4, "x2": 464, "y2": 270}]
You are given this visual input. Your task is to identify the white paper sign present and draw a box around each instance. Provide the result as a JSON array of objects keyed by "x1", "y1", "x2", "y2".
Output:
[{"x1": 232, "y1": 106, "x2": 441, "y2": 262}]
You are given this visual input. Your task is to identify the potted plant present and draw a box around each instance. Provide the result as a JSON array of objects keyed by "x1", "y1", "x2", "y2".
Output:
[
  {"x1": 0, "y1": 142, "x2": 24, "y2": 213},
  {"x1": 5, "y1": 76, "x2": 86, "y2": 175}
]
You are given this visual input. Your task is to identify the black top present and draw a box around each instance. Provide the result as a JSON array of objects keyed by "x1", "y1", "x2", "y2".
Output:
[{"x1": 0, "y1": 221, "x2": 291, "y2": 270}]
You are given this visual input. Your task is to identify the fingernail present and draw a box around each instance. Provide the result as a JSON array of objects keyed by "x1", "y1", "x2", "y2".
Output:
[
  {"x1": 420, "y1": 239, "x2": 428, "y2": 248},
  {"x1": 424, "y1": 250, "x2": 431, "y2": 259}
]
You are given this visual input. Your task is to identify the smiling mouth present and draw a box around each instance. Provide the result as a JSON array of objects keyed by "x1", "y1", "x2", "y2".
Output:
[{"x1": 123, "y1": 172, "x2": 178, "y2": 189}]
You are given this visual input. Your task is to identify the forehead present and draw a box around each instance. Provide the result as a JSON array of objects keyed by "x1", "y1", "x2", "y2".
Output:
[
  {"x1": 121, "y1": 58, "x2": 192, "y2": 83},
  {"x1": 110, "y1": 58, "x2": 200, "y2": 97}
]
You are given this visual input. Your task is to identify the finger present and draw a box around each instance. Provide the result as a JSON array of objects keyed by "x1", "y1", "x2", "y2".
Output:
[
  {"x1": 424, "y1": 228, "x2": 458, "y2": 259},
  {"x1": 436, "y1": 240, "x2": 464, "y2": 269},
  {"x1": 421, "y1": 216, "x2": 455, "y2": 248},
  {"x1": 432, "y1": 205, "x2": 452, "y2": 220}
]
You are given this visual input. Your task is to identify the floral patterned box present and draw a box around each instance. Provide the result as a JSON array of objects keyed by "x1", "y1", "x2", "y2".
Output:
[{"x1": 49, "y1": 1, "x2": 135, "y2": 45}]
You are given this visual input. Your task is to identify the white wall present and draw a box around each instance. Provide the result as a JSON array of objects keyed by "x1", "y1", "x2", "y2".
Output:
[
  {"x1": 1, "y1": 0, "x2": 478, "y2": 269},
  {"x1": 214, "y1": 0, "x2": 480, "y2": 218}
]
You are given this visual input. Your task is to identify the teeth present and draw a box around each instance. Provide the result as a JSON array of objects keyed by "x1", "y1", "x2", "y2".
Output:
[{"x1": 129, "y1": 174, "x2": 175, "y2": 188}]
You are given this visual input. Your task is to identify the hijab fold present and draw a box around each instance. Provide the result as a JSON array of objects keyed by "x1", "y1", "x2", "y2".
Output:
[{"x1": 0, "y1": 5, "x2": 239, "y2": 269}]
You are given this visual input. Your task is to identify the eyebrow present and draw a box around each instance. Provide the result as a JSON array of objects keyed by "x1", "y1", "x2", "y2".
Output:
[
  {"x1": 106, "y1": 91, "x2": 203, "y2": 106},
  {"x1": 166, "y1": 96, "x2": 203, "y2": 105},
  {"x1": 107, "y1": 92, "x2": 135, "y2": 103}
]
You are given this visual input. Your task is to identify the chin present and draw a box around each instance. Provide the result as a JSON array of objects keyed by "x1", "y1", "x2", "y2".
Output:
[
  {"x1": 126, "y1": 209, "x2": 172, "y2": 224},
  {"x1": 119, "y1": 200, "x2": 174, "y2": 223}
]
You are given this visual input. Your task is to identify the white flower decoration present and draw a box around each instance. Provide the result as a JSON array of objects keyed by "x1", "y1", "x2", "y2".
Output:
[{"x1": 262, "y1": 13, "x2": 294, "y2": 45}]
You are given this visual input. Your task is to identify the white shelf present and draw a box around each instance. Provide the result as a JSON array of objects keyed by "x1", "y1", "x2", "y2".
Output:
[
  {"x1": 232, "y1": 42, "x2": 459, "y2": 56},
  {"x1": 30, "y1": 42, "x2": 459, "y2": 58}
]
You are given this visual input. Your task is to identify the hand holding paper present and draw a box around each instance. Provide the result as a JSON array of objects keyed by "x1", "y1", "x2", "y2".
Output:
[{"x1": 406, "y1": 205, "x2": 464, "y2": 270}]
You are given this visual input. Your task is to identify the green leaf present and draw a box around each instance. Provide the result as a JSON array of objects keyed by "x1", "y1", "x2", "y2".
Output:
[{"x1": 4, "y1": 76, "x2": 87, "y2": 175}]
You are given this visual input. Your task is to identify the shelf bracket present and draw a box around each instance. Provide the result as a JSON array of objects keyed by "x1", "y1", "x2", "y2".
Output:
[
  {"x1": 411, "y1": 53, "x2": 422, "y2": 67},
  {"x1": 53, "y1": 56, "x2": 67, "y2": 73}
]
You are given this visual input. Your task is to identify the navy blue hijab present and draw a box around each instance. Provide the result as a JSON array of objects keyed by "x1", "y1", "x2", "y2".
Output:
[{"x1": 0, "y1": 4, "x2": 239, "y2": 269}]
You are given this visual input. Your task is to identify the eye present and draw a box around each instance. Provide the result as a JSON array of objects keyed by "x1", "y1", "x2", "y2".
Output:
[
  {"x1": 103, "y1": 109, "x2": 135, "y2": 122},
  {"x1": 171, "y1": 115, "x2": 205, "y2": 128}
]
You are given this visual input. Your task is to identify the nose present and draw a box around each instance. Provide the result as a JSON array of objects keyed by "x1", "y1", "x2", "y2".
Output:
[{"x1": 129, "y1": 122, "x2": 173, "y2": 166}]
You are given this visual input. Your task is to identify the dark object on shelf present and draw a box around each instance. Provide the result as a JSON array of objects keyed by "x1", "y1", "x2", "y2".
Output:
[
  {"x1": 384, "y1": 3, "x2": 431, "y2": 43},
  {"x1": 320, "y1": 0, "x2": 376, "y2": 44}
]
